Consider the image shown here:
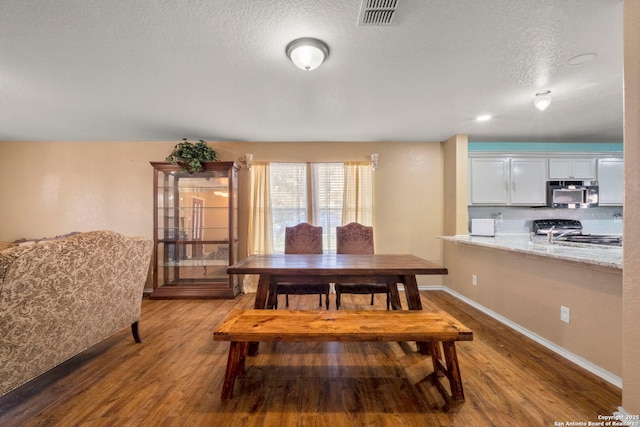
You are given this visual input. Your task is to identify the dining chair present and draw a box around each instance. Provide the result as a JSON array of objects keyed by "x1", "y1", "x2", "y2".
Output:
[
  {"x1": 270, "y1": 222, "x2": 330, "y2": 309},
  {"x1": 334, "y1": 222, "x2": 392, "y2": 310}
]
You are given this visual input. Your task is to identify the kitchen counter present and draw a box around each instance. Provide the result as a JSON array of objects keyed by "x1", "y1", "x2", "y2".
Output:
[
  {"x1": 440, "y1": 233, "x2": 623, "y2": 380},
  {"x1": 439, "y1": 234, "x2": 622, "y2": 269}
]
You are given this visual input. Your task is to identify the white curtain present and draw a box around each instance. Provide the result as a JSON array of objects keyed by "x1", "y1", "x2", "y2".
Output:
[
  {"x1": 244, "y1": 163, "x2": 273, "y2": 292},
  {"x1": 342, "y1": 162, "x2": 373, "y2": 226},
  {"x1": 243, "y1": 161, "x2": 372, "y2": 291}
]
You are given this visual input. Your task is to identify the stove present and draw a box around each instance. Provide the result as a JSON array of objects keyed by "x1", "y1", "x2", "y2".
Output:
[
  {"x1": 533, "y1": 219, "x2": 582, "y2": 235},
  {"x1": 560, "y1": 234, "x2": 622, "y2": 246},
  {"x1": 532, "y1": 219, "x2": 622, "y2": 247}
]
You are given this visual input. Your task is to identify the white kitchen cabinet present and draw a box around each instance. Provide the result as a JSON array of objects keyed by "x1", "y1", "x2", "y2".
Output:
[
  {"x1": 470, "y1": 157, "x2": 547, "y2": 206},
  {"x1": 510, "y1": 158, "x2": 548, "y2": 204},
  {"x1": 548, "y1": 158, "x2": 597, "y2": 180},
  {"x1": 470, "y1": 158, "x2": 509, "y2": 204},
  {"x1": 597, "y1": 158, "x2": 624, "y2": 206}
]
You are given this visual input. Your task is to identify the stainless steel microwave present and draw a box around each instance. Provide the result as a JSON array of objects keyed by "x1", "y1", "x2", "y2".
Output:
[{"x1": 547, "y1": 181, "x2": 599, "y2": 208}]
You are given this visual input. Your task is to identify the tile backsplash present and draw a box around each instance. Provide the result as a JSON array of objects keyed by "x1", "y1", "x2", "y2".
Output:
[{"x1": 468, "y1": 206, "x2": 623, "y2": 235}]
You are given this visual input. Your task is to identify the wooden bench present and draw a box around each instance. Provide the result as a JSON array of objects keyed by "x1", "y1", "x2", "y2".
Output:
[{"x1": 213, "y1": 309, "x2": 473, "y2": 402}]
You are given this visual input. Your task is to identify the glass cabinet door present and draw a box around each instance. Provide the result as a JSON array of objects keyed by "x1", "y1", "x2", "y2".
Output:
[{"x1": 150, "y1": 161, "x2": 239, "y2": 298}]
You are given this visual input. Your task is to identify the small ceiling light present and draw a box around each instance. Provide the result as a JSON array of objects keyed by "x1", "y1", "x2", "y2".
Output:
[
  {"x1": 286, "y1": 38, "x2": 329, "y2": 71},
  {"x1": 534, "y1": 90, "x2": 552, "y2": 111},
  {"x1": 476, "y1": 115, "x2": 492, "y2": 122}
]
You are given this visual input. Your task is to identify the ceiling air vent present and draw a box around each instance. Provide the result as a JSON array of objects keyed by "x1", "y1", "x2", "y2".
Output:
[{"x1": 358, "y1": 0, "x2": 398, "y2": 26}]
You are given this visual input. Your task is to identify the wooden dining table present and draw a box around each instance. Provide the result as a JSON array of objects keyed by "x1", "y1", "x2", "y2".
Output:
[
  {"x1": 227, "y1": 253, "x2": 448, "y2": 311},
  {"x1": 227, "y1": 253, "x2": 448, "y2": 355}
]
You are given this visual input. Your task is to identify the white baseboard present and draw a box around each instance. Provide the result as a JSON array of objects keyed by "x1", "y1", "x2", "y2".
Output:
[{"x1": 418, "y1": 285, "x2": 622, "y2": 388}]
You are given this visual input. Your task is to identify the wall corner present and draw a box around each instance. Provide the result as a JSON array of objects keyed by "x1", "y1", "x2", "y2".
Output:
[{"x1": 442, "y1": 134, "x2": 469, "y2": 236}]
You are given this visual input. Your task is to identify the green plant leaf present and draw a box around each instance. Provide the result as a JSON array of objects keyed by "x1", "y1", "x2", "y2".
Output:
[{"x1": 166, "y1": 138, "x2": 218, "y2": 173}]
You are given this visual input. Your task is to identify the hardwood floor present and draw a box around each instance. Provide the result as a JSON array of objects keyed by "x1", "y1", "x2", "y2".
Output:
[{"x1": 0, "y1": 291, "x2": 621, "y2": 426}]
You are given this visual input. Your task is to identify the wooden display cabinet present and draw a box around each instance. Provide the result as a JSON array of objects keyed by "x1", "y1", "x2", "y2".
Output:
[{"x1": 149, "y1": 161, "x2": 240, "y2": 298}]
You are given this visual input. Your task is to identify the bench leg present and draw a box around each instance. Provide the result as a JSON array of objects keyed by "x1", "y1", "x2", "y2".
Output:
[
  {"x1": 430, "y1": 341, "x2": 444, "y2": 377},
  {"x1": 417, "y1": 342, "x2": 431, "y2": 355},
  {"x1": 221, "y1": 341, "x2": 248, "y2": 399},
  {"x1": 430, "y1": 341, "x2": 465, "y2": 402},
  {"x1": 442, "y1": 341, "x2": 465, "y2": 402}
]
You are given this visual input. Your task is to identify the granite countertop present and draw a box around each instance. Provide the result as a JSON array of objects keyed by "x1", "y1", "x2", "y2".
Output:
[{"x1": 438, "y1": 234, "x2": 622, "y2": 270}]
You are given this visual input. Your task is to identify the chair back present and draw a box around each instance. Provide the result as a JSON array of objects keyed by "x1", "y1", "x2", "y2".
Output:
[
  {"x1": 284, "y1": 223, "x2": 323, "y2": 254},
  {"x1": 336, "y1": 222, "x2": 374, "y2": 254}
]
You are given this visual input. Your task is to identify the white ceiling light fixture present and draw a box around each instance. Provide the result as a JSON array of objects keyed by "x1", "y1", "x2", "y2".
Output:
[
  {"x1": 534, "y1": 90, "x2": 552, "y2": 111},
  {"x1": 286, "y1": 38, "x2": 329, "y2": 71},
  {"x1": 476, "y1": 114, "x2": 492, "y2": 122}
]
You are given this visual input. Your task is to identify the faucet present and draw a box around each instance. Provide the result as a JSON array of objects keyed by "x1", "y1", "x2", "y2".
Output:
[
  {"x1": 549, "y1": 229, "x2": 582, "y2": 244},
  {"x1": 547, "y1": 226, "x2": 555, "y2": 244}
]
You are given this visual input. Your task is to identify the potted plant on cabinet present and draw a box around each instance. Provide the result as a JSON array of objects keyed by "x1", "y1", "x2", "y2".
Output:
[{"x1": 166, "y1": 138, "x2": 218, "y2": 173}]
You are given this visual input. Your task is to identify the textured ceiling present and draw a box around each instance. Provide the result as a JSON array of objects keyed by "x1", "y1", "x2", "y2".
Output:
[{"x1": 0, "y1": 0, "x2": 624, "y2": 143}]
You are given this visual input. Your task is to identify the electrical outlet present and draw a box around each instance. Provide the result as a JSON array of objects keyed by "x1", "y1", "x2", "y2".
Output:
[
  {"x1": 472, "y1": 275, "x2": 478, "y2": 286},
  {"x1": 560, "y1": 306, "x2": 570, "y2": 323}
]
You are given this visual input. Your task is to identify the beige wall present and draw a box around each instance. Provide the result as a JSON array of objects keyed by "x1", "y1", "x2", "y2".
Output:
[
  {"x1": 442, "y1": 242, "x2": 622, "y2": 376},
  {"x1": 0, "y1": 140, "x2": 446, "y2": 287},
  {"x1": 623, "y1": 0, "x2": 640, "y2": 414},
  {"x1": 442, "y1": 134, "x2": 469, "y2": 235},
  {"x1": 0, "y1": 141, "x2": 167, "y2": 240}
]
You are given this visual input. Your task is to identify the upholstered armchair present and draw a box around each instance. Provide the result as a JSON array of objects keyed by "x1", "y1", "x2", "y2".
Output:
[
  {"x1": 270, "y1": 222, "x2": 330, "y2": 309},
  {"x1": 0, "y1": 231, "x2": 153, "y2": 397},
  {"x1": 334, "y1": 222, "x2": 391, "y2": 310}
]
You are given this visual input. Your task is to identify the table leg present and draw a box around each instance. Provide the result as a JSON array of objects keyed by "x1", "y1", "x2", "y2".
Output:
[
  {"x1": 253, "y1": 274, "x2": 272, "y2": 309},
  {"x1": 402, "y1": 274, "x2": 423, "y2": 310},
  {"x1": 402, "y1": 274, "x2": 429, "y2": 353},
  {"x1": 249, "y1": 274, "x2": 273, "y2": 356},
  {"x1": 387, "y1": 283, "x2": 402, "y2": 310},
  {"x1": 266, "y1": 276, "x2": 280, "y2": 309}
]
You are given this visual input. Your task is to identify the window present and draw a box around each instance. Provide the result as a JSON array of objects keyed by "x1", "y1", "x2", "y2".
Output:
[
  {"x1": 270, "y1": 163, "x2": 309, "y2": 252},
  {"x1": 311, "y1": 163, "x2": 345, "y2": 251},
  {"x1": 270, "y1": 163, "x2": 344, "y2": 253}
]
